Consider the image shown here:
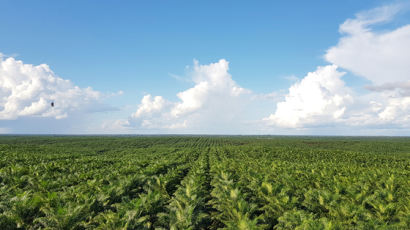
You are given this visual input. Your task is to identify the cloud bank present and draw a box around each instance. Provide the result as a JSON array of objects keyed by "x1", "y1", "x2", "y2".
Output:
[{"x1": 264, "y1": 3, "x2": 410, "y2": 130}]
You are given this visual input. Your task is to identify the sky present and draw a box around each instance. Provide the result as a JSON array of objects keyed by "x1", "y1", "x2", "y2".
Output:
[{"x1": 1, "y1": 0, "x2": 410, "y2": 135}]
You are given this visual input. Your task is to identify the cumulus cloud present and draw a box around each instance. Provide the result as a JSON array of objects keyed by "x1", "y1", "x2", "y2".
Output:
[
  {"x1": 322, "y1": 3, "x2": 410, "y2": 128},
  {"x1": 378, "y1": 97, "x2": 410, "y2": 123},
  {"x1": 263, "y1": 4, "x2": 410, "y2": 131},
  {"x1": 132, "y1": 95, "x2": 168, "y2": 118},
  {"x1": 0, "y1": 54, "x2": 101, "y2": 120},
  {"x1": 171, "y1": 59, "x2": 249, "y2": 118},
  {"x1": 127, "y1": 59, "x2": 252, "y2": 132},
  {"x1": 264, "y1": 65, "x2": 353, "y2": 128},
  {"x1": 325, "y1": 4, "x2": 410, "y2": 86},
  {"x1": 341, "y1": 91, "x2": 410, "y2": 128}
]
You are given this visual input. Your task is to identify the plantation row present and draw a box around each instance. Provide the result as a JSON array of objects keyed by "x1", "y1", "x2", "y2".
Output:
[{"x1": 0, "y1": 136, "x2": 409, "y2": 229}]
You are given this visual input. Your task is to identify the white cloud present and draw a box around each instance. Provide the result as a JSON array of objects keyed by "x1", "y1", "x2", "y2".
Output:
[
  {"x1": 263, "y1": 4, "x2": 410, "y2": 131},
  {"x1": 338, "y1": 4, "x2": 401, "y2": 35},
  {"x1": 165, "y1": 121, "x2": 187, "y2": 130},
  {"x1": 322, "y1": 4, "x2": 410, "y2": 129},
  {"x1": 339, "y1": 91, "x2": 410, "y2": 128},
  {"x1": 171, "y1": 59, "x2": 249, "y2": 118},
  {"x1": 378, "y1": 97, "x2": 410, "y2": 122},
  {"x1": 127, "y1": 59, "x2": 252, "y2": 132},
  {"x1": 0, "y1": 54, "x2": 102, "y2": 120},
  {"x1": 264, "y1": 65, "x2": 353, "y2": 128},
  {"x1": 132, "y1": 95, "x2": 168, "y2": 118},
  {"x1": 325, "y1": 4, "x2": 410, "y2": 86},
  {"x1": 99, "y1": 119, "x2": 132, "y2": 134}
]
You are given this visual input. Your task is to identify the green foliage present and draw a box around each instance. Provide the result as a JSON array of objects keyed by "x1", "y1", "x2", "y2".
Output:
[
  {"x1": 0, "y1": 136, "x2": 409, "y2": 229},
  {"x1": 166, "y1": 152, "x2": 210, "y2": 229}
]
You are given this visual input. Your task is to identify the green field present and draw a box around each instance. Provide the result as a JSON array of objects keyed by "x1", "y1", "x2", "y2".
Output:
[{"x1": 0, "y1": 136, "x2": 409, "y2": 229}]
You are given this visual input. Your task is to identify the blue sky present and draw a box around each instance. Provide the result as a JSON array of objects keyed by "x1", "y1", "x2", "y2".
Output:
[{"x1": 1, "y1": 0, "x2": 410, "y2": 135}]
